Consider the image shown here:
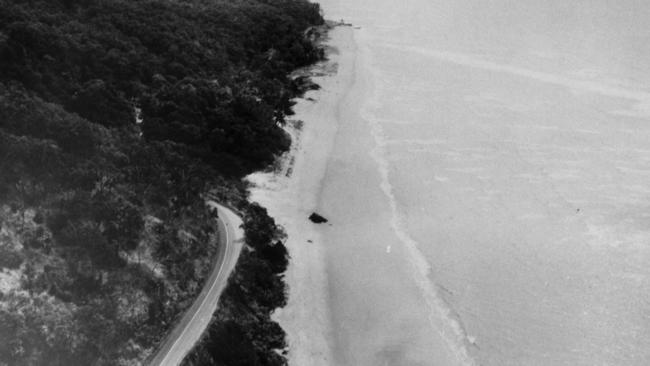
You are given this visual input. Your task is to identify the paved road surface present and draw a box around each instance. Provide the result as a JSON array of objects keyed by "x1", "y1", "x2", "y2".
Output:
[{"x1": 149, "y1": 202, "x2": 244, "y2": 366}]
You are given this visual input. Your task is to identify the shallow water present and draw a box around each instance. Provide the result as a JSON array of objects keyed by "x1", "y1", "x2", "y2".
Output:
[{"x1": 315, "y1": 1, "x2": 650, "y2": 365}]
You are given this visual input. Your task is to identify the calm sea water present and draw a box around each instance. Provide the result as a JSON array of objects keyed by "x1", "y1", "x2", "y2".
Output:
[{"x1": 317, "y1": 1, "x2": 650, "y2": 365}]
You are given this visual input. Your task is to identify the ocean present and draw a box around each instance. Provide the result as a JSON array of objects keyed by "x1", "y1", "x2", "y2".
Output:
[{"x1": 313, "y1": 0, "x2": 650, "y2": 365}]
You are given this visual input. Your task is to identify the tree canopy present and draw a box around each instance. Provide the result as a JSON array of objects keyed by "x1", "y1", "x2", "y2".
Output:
[{"x1": 0, "y1": 0, "x2": 323, "y2": 364}]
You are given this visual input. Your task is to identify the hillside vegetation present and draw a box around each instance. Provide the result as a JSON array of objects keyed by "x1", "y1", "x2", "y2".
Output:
[{"x1": 0, "y1": 0, "x2": 323, "y2": 364}]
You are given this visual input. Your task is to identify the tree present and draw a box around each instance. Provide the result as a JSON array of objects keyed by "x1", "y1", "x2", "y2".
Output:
[{"x1": 68, "y1": 79, "x2": 133, "y2": 127}]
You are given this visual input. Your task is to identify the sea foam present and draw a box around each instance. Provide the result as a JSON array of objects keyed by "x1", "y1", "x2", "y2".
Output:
[{"x1": 359, "y1": 41, "x2": 478, "y2": 366}]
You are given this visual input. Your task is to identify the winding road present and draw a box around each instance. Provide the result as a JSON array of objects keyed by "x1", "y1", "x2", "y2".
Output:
[{"x1": 148, "y1": 202, "x2": 244, "y2": 366}]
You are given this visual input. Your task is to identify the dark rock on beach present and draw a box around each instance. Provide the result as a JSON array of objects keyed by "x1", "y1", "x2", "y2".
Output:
[{"x1": 309, "y1": 213, "x2": 328, "y2": 223}]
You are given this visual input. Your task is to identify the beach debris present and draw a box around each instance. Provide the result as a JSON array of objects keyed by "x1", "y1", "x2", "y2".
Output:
[{"x1": 309, "y1": 212, "x2": 328, "y2": 224}]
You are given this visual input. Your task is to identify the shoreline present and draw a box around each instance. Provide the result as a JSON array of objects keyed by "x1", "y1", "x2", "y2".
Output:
[
  {"x1": 248, "y1": 20, "x2": 471, "y2": 365},
  {"x1": 246, "y1": 26, "x2": 357, "y2": 365},
  {"x1": 285, "y1": 7, "x2": 475, "y2": 364}
]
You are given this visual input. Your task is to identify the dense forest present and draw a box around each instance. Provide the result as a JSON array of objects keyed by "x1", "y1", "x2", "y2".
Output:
[{"x1": 0, "y1": 0, "x2": 323, "y2": 364}]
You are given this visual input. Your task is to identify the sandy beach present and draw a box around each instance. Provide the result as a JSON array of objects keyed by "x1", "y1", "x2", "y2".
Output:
[
  {"x1": 246, "y1": 26, "x2": 355, "y2": 366},
  {"x1": 248, "y1": 23, "x2": 470, "y2": 365}
]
